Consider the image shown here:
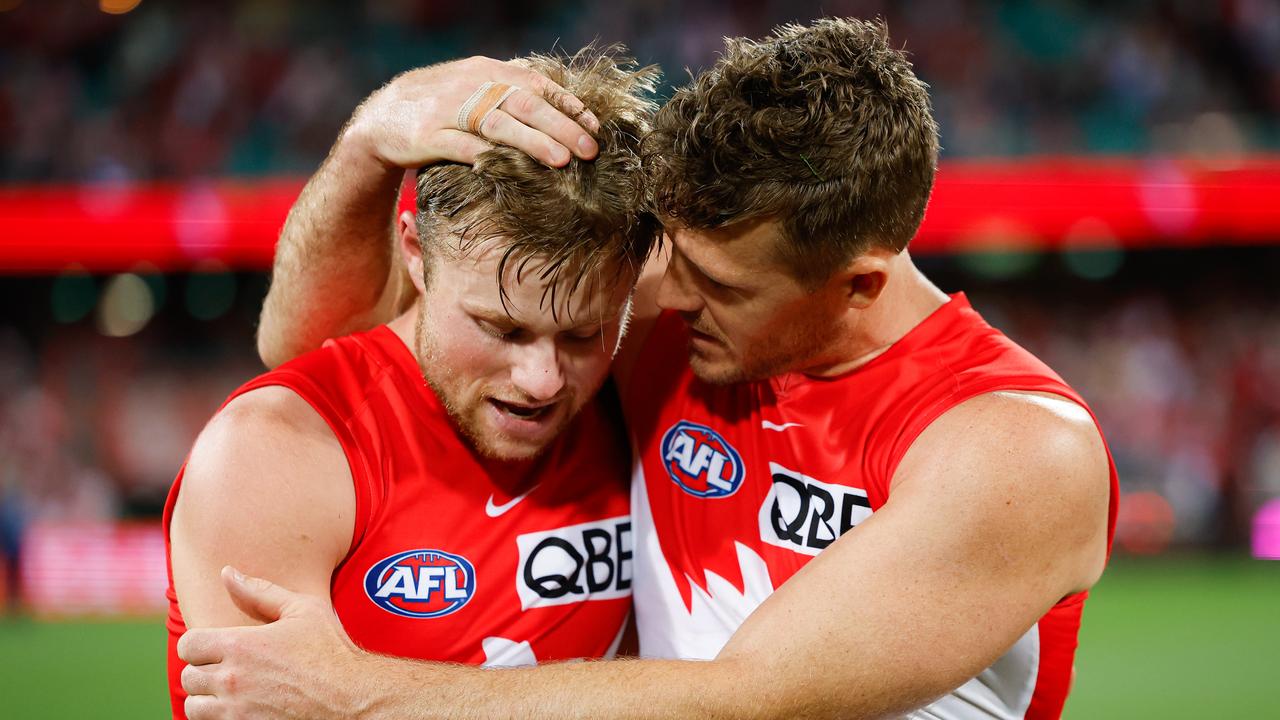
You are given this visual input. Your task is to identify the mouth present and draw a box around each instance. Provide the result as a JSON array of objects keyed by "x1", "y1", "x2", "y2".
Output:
[
  {"x1": 488, "y1": 398, "x2": 556, "y2": 421},
  {"x1": 689, "y1": 327, "x2": 722, "y2": 347}
]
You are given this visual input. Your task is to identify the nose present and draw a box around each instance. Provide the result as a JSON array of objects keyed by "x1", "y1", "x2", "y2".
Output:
[
  {"x1": 655, "y1": 246, "x2": 703, "y2": 313},
  {"x1": 509, "y1": 339, "x2": 566, "y2": 402}
]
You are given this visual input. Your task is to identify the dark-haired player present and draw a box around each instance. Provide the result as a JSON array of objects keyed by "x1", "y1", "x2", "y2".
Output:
[{"x1": 179, "y1": 18, "x2": 1116, "y2": 720}]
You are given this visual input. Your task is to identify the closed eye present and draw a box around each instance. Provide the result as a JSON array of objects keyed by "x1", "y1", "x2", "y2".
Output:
[
  {"x1": 563, "y1": 329, "x2": 601, "y2": 343},
  {"x1": 701, "y1": 273, "x2": 732, "y2": 291},
  {"x1": 475, "y1": 317, "x2": 522, "y2": 342}
]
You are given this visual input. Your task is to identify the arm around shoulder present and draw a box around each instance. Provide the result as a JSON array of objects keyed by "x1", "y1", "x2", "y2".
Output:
[
  {"x1": 256, "y1": 132, "x2": 406, "y2": 369},
  {"x1": 169, "y1": 386, "x2": 356, "y2": 628},
  {"x1": 168, "y1": 388, "x2": 1113, "y2": 720},
  {"x1": 708, "y1": 390, "x2": 1112, "y2": 718}
]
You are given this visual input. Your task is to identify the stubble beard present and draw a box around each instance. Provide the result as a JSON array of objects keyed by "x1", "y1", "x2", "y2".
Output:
[
  {"x1": 414, "y1": 306, "x2": 578, "y2": 461},
  {"x1": 687, "y1": 309, "x2": 836, "y2": 385}
]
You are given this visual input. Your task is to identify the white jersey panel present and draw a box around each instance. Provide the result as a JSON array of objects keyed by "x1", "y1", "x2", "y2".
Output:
[
  {"x1": 907, "y1": 625, "x2": 1040, "y2": 720},
  {"x1": 632, "y1": 463, "x2": 773, "y2": 659},
  {"x1": 633, "y1": 460, "x2": 1042, "y2": 718}
]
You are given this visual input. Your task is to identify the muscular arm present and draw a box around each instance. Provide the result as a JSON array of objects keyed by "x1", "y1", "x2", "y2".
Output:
[
  {"x1": 257, "y1": 57, "x2": 603, "y2": 368},
  {"x1": 179, "y1": 391, "x2": 1112, "y2": 719},
  {"x1": 169, "y1": 386, "x2": 355, "y2": 628},
  {"x1": 255, "y1": 136, "x2": 407, "y2": 370}
]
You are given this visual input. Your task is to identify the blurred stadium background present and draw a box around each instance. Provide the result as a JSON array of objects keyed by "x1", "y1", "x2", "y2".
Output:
[{"x1": 1, "y1": 0, "x2": 1278, "y2": 717}]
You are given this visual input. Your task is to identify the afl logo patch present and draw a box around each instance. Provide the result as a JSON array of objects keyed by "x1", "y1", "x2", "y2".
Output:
[
  {"x1": 660, "y1": 420, "x2": 745, "y2": 498},
  {"x1": 364, "y1": 549, "x2": 476, "y2": 619}
]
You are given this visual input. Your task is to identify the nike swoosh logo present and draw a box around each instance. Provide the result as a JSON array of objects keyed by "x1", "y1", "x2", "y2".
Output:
[
  {"x1": 761, "y1": 420, "x2": 804, "y2": 432},
  {"x1": 485, "y1": 486, "x2": 539, "y2": 517}
]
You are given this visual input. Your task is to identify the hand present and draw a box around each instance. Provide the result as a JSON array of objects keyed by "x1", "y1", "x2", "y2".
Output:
[
  {"x1": 346, "y1": 55, "x2": 601, "y2": 170},
  {"x1": 177, "y1": 566, "x2": 373, "y2": 720}
]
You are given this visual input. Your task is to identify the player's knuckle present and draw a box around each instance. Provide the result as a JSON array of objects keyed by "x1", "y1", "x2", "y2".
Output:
[
  {"x1": 551, "y1": 86, "x2": 578, "y2": 106},
  {"x1": 180, "y1": 663, "x2": 198, "y2": 690},
  {"x1": 523, "y1": 70, "x2": 552, "y2": 91},
  {"x1": 507, "y1": 90, "x2": 539, "y2": 116},
  {"x1": 176, "y1": 631, "x2": 200, "y2": 661},
  {"x1": 539, "y1": 138, "x2": 561, "y2": 159},
  {"x1": 184, "y1": 695, "x2": 214, "y2": 720},
  {"x1": 218, "y1": 633, "x2": 243, "y2": 659},
  {"x1": 479, "y1": 109, "x2": 505, "y2": 136},
  {"x1": 468, "y1": 55, "x2": 500, "y2": 74}
]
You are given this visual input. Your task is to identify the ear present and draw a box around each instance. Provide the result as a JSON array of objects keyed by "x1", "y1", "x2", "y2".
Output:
[
  {"x1": 837, "y1": 247, "x2": 896, "y2": 309},
  {"x1": 398, "y1": 210, "x2": 427, "y2": 295}
]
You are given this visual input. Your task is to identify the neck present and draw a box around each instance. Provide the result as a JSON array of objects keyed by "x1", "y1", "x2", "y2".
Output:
[
  {"x1": 387, "y1": 301, "x2": 421, "y2": 360},
  {"x1": 801, "y1": 253, "x2": 949, "y2": 378}
]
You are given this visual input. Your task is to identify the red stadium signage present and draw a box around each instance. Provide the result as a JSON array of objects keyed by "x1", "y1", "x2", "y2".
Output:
[{"x1": 2, "y1": 156, "x2": 1280, "y2": 273}]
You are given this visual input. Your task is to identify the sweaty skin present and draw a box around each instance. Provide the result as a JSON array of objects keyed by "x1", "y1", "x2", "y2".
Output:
[
  {"x1": 187, "y1": 210, "x2": 1111, "y2": 720},
  {"x1": 196, "y1": 52, "x2": 1115, "y2": 720},
  {"x1": 257, "y1": 55, "x2": 601, "y2": 369},
  {"x1": 175, "y1": 206, "x2": 640, "y2": 718},
  {"x1": 178, "y1": 381, "x2": 1109, "y2": 720},
  {"x1": 178, "y1": 51, "x2": 608, "y2": 641}
]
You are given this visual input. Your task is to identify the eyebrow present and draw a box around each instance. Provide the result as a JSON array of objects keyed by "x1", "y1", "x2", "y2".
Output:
[
  {"x1": 678, "y1": 245, "x2": 735, "y2": 287},
  {"x1": 466, "y1": 306, "x2": 518, "y2": 325},
  {"x1": 466, "y1": 305, "x2": 617, "y2": 333}
]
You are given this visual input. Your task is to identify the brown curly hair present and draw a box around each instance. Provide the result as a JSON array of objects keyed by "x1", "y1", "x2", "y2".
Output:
[
  {"x1": 645, "y1": 17, "x2": 939, "y2": 285},
  {"x1": 416, "y1": 45, "x2": 660, "y2": 317}
]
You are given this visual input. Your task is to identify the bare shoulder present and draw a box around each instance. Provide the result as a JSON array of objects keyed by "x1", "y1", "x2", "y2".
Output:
[
  {"x1": 892, "y1": 390, "x2": 1112, "y2": 593},
  {"x1": 183, "y1": 385, "x2": 350, "y2": 498},
  {"x1": 200, "y1": 384, "x2": 339, "y2": 446},
  {"x1": 962, "y1": 390, "x2": 1106, "y2": 478},
  {"x1": 171, "y1": 385, "x2": 355, "y2": 625},
  {"x1": 896, "y1": 390, "x2": 1109, "y2": 487}
]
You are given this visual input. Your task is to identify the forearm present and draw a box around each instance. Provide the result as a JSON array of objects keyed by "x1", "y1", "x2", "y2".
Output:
[
  {"x1": 255, "y1": 57, "x2": 604, "y2": 369},
  {"x1": 257, "y1": 125, "x2": 403, "y2": 368},
  {"x1": 356, "y1": 656, "x2": 763, "y2": 720}
]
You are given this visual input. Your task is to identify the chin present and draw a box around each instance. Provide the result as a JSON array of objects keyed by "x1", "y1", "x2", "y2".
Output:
[
  {"x1": 471, "y1": 436, "x2": 550, "y2": 461},
  {"x1": 689, "y1": 340, "x2": 815, "y2": 385},
  {"x1": 687, "y1": 351, "x2": 749, "y2": 386},
  {"x1": 465, "y1": 404, "x2": 577, "y2": 461}
]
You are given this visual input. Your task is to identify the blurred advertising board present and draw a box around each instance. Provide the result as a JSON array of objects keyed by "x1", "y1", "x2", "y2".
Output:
[{"x1": 18, "y1": 521, "x2": 167, "y2": 616}]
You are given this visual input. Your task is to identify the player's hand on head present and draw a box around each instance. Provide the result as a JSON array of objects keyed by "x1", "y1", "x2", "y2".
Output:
[
  {"x1": 346, "y1": 55, "x2": 600, "y2": 169},
  {"x1": 177, "y1": 567, "x2": 371, "y2": 720}
]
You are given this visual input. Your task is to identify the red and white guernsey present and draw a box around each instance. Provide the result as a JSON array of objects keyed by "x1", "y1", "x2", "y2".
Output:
[
  {"x1": 622, "y1": 295, "x2": 1119, "y2": 720},
  {"x1": 164, "y1": 326, "x2": 633, "y2": 717}
]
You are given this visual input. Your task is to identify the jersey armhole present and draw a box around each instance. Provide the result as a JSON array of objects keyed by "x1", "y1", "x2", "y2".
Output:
[
  {"x1": 235, "y1": 370, "x2": 376, "y2": 564},
  {"x1": 875, "y1": 377, "x2": 1119, "y2": 561},
  {"x1": 875, "y1": 378, "x2": 1090, "y2": 502}
]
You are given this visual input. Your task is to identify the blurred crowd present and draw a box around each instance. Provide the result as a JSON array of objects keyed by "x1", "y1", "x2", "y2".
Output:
[
  {"x1": 1, "y1": 250, "x2": 1278, "y2": 561},
  {"x1": 964, "y1": 255, "x2": 1280, "y2": 552},
  {"x1": 2, "y1": 0, "x2": 1279, "y2": 182},
  {"x1": 2, "y1": 1, "x2": 1279, "y2": 609}
]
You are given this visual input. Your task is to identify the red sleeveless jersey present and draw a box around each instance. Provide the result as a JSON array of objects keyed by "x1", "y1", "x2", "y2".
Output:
[
  {"x1": 164, "y1": 326, "x2": 633, "y2": 718},
  {"x1": 622, "y1": 294, "x2": 1118, "y2": 720}
]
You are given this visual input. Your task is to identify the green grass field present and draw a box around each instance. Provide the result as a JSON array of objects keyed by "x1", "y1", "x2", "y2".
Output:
[
  {"x1": 1065, "y1": 555, "x2": 1279, "y2": 718},
  {"x1": 1, "y1": 555, "x2": 1276, "y2": 718}
]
